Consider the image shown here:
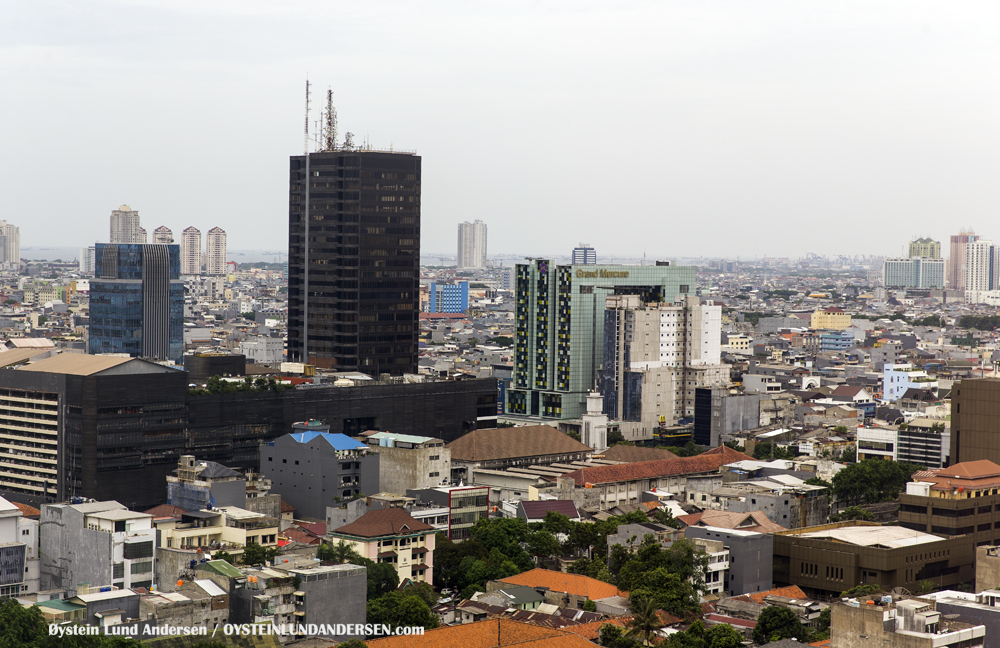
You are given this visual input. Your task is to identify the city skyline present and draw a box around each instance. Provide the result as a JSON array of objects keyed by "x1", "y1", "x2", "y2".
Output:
[{"x1": 5, "y1": 3, "x2": 1000, "y2": 257}]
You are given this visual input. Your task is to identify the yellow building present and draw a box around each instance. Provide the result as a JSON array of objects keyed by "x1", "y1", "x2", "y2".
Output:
[
  {"x1": 908, "y1": 237, "x2": 941, "y2": 259},
  {"x1": 810, "y1": 307, "x2": 851, "y2": 330}
]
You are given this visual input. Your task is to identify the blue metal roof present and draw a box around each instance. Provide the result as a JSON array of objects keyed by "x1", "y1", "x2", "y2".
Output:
[{"x1": 289, "y1": 431, "x2": 366, "y2": 451}]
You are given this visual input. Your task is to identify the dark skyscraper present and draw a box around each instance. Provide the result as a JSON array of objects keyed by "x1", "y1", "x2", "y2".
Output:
[
  {"x1": 287, "y1": 150, "x2": 421, "y2": 374},
  {"x1": 88, "y1": 243, "x2": 183, "y2": 362}
]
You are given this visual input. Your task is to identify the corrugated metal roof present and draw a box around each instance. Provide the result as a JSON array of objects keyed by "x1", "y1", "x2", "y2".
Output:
[
  {"x1": 19, "y1": 354, "x2": 135, "y2": 375},
  {"x1": 288, "y1": 431, "x2": 367, "y2": 451}
]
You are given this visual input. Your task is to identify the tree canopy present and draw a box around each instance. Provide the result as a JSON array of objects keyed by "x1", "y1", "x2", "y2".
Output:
[
  {"x1": 752, "y1": 606, "x2": 810, "y2": 644},
  {"x1": 831, "y1": 459, "x2": 922, "y2": 505},
  {"x1": 366, "y1": 591, "x2": 439, "y2": 634}
]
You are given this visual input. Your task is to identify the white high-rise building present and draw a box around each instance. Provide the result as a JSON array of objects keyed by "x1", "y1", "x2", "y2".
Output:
[
  {"x1": 180, "y1": 226, "x2": 202, "y2": 276},
  {"x1": 965, "y1": 240, "x2": 999, "y2": 303},
  {"x1": 572, "y1": 243, "x2": 597, "y2": 265},
  {"x1": 109, "y1": 205, "x2": 144, "y2": 244},
  {"x1": 0, "y1": 221, "x2": 20, "y2": 267},
  {"x1": 153, "y1": 226, "x2": 173, "y2": 244},
  {"x1": 457, "y1": 220, "x2": 487, "y2": 269},
  {"x1": 78, "y1": 246, "x2": 96, "y2": 275},
  {"x1": 205, "y1": 227, "x2": 227, "y2": 276},
  {"x1": 603, "y1": 294, "x2": 727, "y2": 441}
]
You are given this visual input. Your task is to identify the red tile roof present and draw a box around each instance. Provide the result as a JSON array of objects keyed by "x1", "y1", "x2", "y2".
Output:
[
  {"x1": 448, "y1": 426, "x2": 592, "y2": 463},
  {"x1": 704, "y1": 613, "x2": 757, "y2": 628},
  {"x1": 677, "y1": 510, "x2": 787, "y2": 534},
  {"x1": 280, "y1": 499, "x2": 296, "y2": 513},
  {"x1": 563, "y1": 446, "x2": 753, "y2": 487},
  {"x1": 599, "y1": 445, "x2": 678, "y2": 463},
  {"x1": 11, "y1": 502, "x2": 41, "y2": 518},
  {"x1": 519, "y1": 500, "x2": 579, "y2": 521},
  {"x1": 282, "y1": 527, "x2": 322, "y2": 545},
  {"x1": 331, "y1": 507, "x2": 434, "y2": 538},
  {"x1": 297, "y1": 521, "x2": 326, "y2": 536},
  {"x1": 143, "y1": 504, "x2": 188, "y2": 518},
  {"x1": 747, "y1": 585, "x2": 808, "y2": 604},
  {"x1": 563, "y1": 618, "x2": 627, "y2": 640},
  {"x1": 918, "y1": 460, "x2": 1000, "y2": 491},
  {"x1": 367, "y1": 618, "x2": 596, "y2": 648},
  {"x1": 498, "y1": 568, "x2": 626, "y2": 600}
]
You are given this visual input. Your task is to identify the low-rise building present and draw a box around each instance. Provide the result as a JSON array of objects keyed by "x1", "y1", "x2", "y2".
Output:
[
  {"x1": 406, "y1": 485, "x2": 490, "y2": 541},
  {"x1": 260, "y1": 421, "x2": 380, "y2": 519},
  {"x1": 831, "y1": 598, "x2": 984, "y2": 648},
  {"x1": 685, "y1": 526, "x2": 773, "y2": 596},
  {"x1": 150, "y1": 507, "x2": 279, "y2": 551},
  {"x1": 363, "y1": 431, "x2": 451, "y2": 493},
  {"x1": 327, "y1": 507, "x2": 435, "y2": 585},
  {"x1": 899, "y1": 460, "x2": 1000, "y2": 546},
  {"x1": 40, "y1": 500, "x2": 156, "y2": 594},
  {"x1": 447, "y1": 426, "x2": 592, "y2": 484}
]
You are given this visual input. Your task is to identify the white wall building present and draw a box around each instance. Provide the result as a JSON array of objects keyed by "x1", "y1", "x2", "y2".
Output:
[
  {"x1": 181, "y1": 226, "x2": 202, "y2": 276},
  {"x1": 240, "y1": 336, "x2": 283, "y2": 365},
  {"x1": 856, "y1": 426, "x2": 897, "y2": 461},
  {"x1": 205, "y1": 227, "x2": 227, "y2": 276},
  {"x1": 965, "y1": 240, "x2": 999, "y2": 303},
  {"x1": 153, "y1": 226, "x2": 174, "y2": 244},
  {"x1": 883, "y1": 363, "x2": 938, "y2": 402},
  {"x1": 0, "y1": 221, "x2": 20, "y2": 268},
  {"x1": 109, "y1": 205, "x2": 144, "y2": 244},
  {"x1": 0, "y1": 497, "x2": 34, "y2": 598},
  {"x1": 457, "y1": 220, "x2": 487, "y2": 269},
  {"x1": 78, "y1": 246, "x2": 96, "y2": 275}
]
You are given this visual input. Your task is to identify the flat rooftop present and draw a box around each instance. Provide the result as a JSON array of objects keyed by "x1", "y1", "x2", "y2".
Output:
[{"x1": 794, "y1": 525, "x2": 943, "y2": 549}]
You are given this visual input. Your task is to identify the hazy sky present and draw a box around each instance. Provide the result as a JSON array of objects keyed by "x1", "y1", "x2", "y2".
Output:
[{"x1": 4, "y1": 1, "x2": 1000, "y2": 259}]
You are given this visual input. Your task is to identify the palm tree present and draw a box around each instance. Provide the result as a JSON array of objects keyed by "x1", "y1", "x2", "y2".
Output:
[
  {"x1": 318, "y1": 539, "x2": 361, "y2": 564},
  {"x1": 625, "y1": 597, "x2": 664, "y2": 646}
]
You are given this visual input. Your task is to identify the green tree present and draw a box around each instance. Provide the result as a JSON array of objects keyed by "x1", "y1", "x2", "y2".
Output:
[
  {"x1": 752, "y1": 606, "x2": 810, "y2": 644},
  {"x1": 211, "y1": 550, "x2": 234, "y2": 565},
  {"x1": 355, "y1": 558, "x2": 400, "y2": 599},
  {"x1": 705, "y1": 623, "x2": 744, "y2": 648},
  {"x1": 486, "y1": 336, "x2": 513, "y2": 346},
  {"x1": 831, "y1": 459, "x2": 922, "y2": 505},
  {"x1": 651, "y1": 508, "x2": 682, "y2": 529},
  {"x1": 366, "y1": 591, "x2": 440, "y2": 633},
  {"x1": 583, "y1": 599, "x2": 597, "y2": 612},
  {"x1": 811, "y1": 607, "x2": 831, "y2": 641},
  {"x1": 625, "y1": 597, "x2": 665, "y2": 646},
  {"x1": 567, "y1": 430, "x2": 581, "y2": 442},
  {"x1": 841, "y1": 583, "x2": 882, "y2": 598},
  {"x1": 527, "y1": 530, "x2": 561, "y2": 566},
  {"x1": 336, "y1": 641, "x2": 369, "y2": 648},
  {"x1": 541, "y1": 510, "x2": 574, "y2": 536},
  {"x1": 840, "y1": 446, "x2": 857, "y2": 463},
  {"x1": 240, "y1": 311, "x2": 256, "y2": 320},
  {"x1": 404, "y1": 581, "x2": 439, "y2": 607},
  {"x1": 599, "y1": 623, "x2": 643, "y2": 648},
  {"x1": 608, "y1": 429, "x2": 628, "y2": 446},
  {"x1": 804, "y1": 476, "x2": 832, "y2": 489},
  {"x1": 318, "y1": 539, "x2": 362, "y2": 564},
  {"x1": 241, "y1": 541, "x2": 279, "y2": 566},
  {"x1": 753, "y1": 441, "x2": 795, "y2": 460}
]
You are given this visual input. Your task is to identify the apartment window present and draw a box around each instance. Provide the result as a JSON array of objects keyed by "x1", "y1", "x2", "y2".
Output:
[
  {"x1": 429, "y1": 455, "x2": 440, "y2": 461},
  {"x1": 429, "y1": 472, "x2": 440, "y2": 478}
]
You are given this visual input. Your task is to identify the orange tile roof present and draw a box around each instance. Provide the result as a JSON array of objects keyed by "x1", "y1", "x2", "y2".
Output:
[
  {"x1": 677, "y1": 509, "x2": 787, "y2": 534},
  {"x1": 11, "y1": 501, "x2": 41, "y2": 518},
  {"x1": 562, "y1": 446, "x2": 752, "y2": 487},
  {"x1": 747, "y1": 585, "x2": 808, "y2": 604},
  {"x1": 367, "y1": 618, "x2": 596, "y2": 648},
  {"x1": 498, "y1": 568, "x2": 626, "y2": 600},
  {"x1": 563, "y1": 618, "x2": 627, "y2": 641},
  {"x1": 916, "y1": 460, "x2": 1000, "y2": 491}
]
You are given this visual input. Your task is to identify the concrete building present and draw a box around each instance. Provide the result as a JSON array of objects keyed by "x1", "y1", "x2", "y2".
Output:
[
  {"x1": 40, "y1": 500, "x2": 156, "y2": 594},
  {"x1": 572, "y1": 244, "x2": 597, "y2": 265},
  {"x1": 909, "y1": 237, "x2": 942, "y2": 259},
  {"x1": 180, "y1": 226, "x2": 202, "y2": 276},
  {"x1": 139, "y1": 579, "x2": 229, "y2": 633},
  {"x1": 0, "y1": 497, "x2": 31, "y2": 598},
  {"x1": 205, "y1": 227, "x2": 226, "y2": 276},
  {"x1": 857, "y1": 426, "x2": 897, "y2": 461},
  {"x1": 328, "y1": 507, "x2": 435, "y2": 585},
  {"x1": 951, "y1": 379, "x2": 1000, "y2": 465},
  {"x1": 109, "y1": 205, "x2": 144, "y2": 244},
  {"x1": 883, "y1": 257, "x2": 946, "y2": 289},
  {"x1": 88, "y1": 243, "x2": 184, "y2": 362},
  {"x1": 427, "y1": 281, "x2": 469, "y2": 313},
  {"x1": 685, "y1": 526, "x2": 773, "y2": 597},
  {"x1": 405, "y1": 485, "x2": 489, "y2": 541},
  {"x1": 457, "y1": 220, "x2": 488, "y2": 269},
  {"x1": 152, "y1": 226, "x2": 173, "y2": 244},
  {"x1": 772, "y1": 522, "x2": 974, "y2": 598},
  {"x1": 507, "y1": 259, "x2": 696, "y2": 420},
  {"x1": 810, "y1": 307, "x2": 851, "y2": 330},
  {"x1": 884, "y1": 363, "x2": 937, "y2": 402},
  {"x1": 363, "y1": 432, "x2": 450, "y2": 493},
  {"x1": 701, "y1": 478, "x2": 830, "y2": 529},
  {"x1": 831, "y1": 598, "x2": 984, "y2": 648},
  {"x1": 166, "y1": 455, "x2": 249, "y2": 511},
  {"x1": 899, "y1": 460, "x2": 1000, "y2": 547},
  {"x1": 78, "y1": 246, "x2": 95, "y2": 275},
  {"x1": 965, "y1": 239, "x2": 998, "y2": 303},
  {"x1": 240, "y1": 336, "x2": 283, "y2": 364},
  {"x1": 602, "y1": 295, "x2": 727, "y2": 441},
  {"x1": 977, "y1": 545, "x2": 1000, "y2": 591},
  {"x1": 949, "y1": 231, "x2": 977, "y2": 290},
  {"x1": 446, "y1": 426, "x2": 592, "y2": 484},
  {"x1": 0, "y1": 220, "x2": 19, "y2": 267},
  {"x1": 151, "y1": 507, "x2": 278, "y2": 551},
  {"x1": 694, "y1": 388, "x2": 765, "y2": 447},
  {"x1": 897, "y1": 422, "x2": 950, "y2": 469},
  {"x1": 260, "y1": 421, "x2": 379, "y2": 520}
]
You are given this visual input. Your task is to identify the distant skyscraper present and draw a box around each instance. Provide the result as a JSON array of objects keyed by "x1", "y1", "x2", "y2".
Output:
[
  {"x1": 78, "y1": 246, "x2": 96, "y2": 275},
  {"x1": 883, "y1": 257, "x2": 945, "y2": 289},
  {"x1": 288, "y1": 150, "x2": 421, "y2": 374},
  {"x1": 153, "y1": 226, "x2": 173, "y2": 244},
  {"x1": 109, "y1": 205, "x2": 144, "y2": 244},
  {"x1": 180, "y1": 227, "x2": 202, "y2": 276},
  {"x1": 88, "y1": 243, "x2": 183, "y2": 362},
  {"x1": 572, "y1": 243, "x2": 597, "y2": 265},
  {"x1": 138, "y1": 227, "x2": 148, "y2": 244},
  {"x1": 965, "y1": 239, "x2": 998, "y2": 302},
  {"x1": 908, "y1": 238, "x2": 941, "y2": 259},
  {"x1": 457, "y1": 220, "x2": 487, "y2": 269},
  {"x1": 0, "y1": 221, "x2": 20, "y2": 267},
  {"x1": 205, "y1": 227, "x2": 227, "y2": 276},
  {"x1": 949, "y1": 231, "x2": 978, "y2": 290}
]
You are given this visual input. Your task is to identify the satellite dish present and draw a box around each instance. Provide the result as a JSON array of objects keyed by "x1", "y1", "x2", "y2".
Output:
[{"x1": 891, "y1": 587, "x2": 911, "y2": 596}]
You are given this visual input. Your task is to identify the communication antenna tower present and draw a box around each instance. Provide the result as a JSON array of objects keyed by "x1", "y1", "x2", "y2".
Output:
[
  {"x1": 303, "y1": 79, "x2": 311, "y2": 154},
  {"x1": 324, "y1": 89, "x2": 338, "y2": 152},
  {"x1": 344, "y1": 132, "x2": 355, "y2": 151}
]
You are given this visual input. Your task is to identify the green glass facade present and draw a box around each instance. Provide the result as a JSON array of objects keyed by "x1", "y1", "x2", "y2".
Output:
[{"x1": 507, "y1": 260, "x2": 696, "y2": 420}]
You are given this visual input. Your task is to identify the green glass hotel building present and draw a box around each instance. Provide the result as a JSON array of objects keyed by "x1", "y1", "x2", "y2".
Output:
[{"x1": 507, "y1": 259, "x2": 696, "y2": 420}]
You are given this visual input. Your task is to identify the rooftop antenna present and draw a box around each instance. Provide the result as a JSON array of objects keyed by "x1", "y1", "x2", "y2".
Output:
[
  {"x1": 303, "y1": 78, "x2": 311, "y2": 155},
  {"x1": 324, "y1": 88, "x2": 338, "y2": 152}
]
